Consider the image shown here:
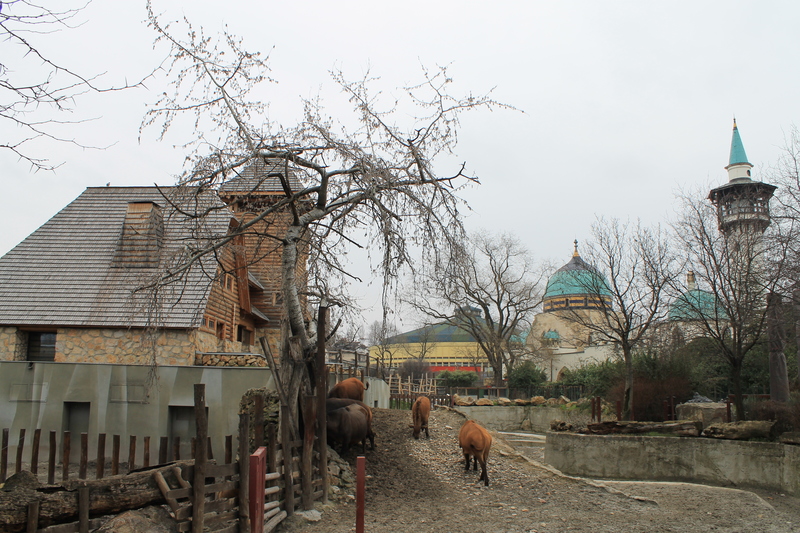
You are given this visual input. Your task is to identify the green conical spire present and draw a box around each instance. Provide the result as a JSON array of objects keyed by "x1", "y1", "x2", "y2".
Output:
[{"x1": 729, "y1": 118, "x2": 749, "y2": 166}]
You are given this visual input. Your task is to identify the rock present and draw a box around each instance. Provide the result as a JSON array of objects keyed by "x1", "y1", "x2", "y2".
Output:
[
  {"x1": 676, "y1": 402, "x2": 728, "y2": 429},
  {"x1": 94, "y1": 506, "x2": 176, "y2": 533},
  {"x1": 520, "y1": 419, "x2": 532, "y2": 431},
  {"x1": 475, "y1": 398, "x2": 494, "y2": 406},
  {"x1": 550, "y1": 420, "x2": 573, "y2": 431},
  {"x1": 1, "y1": 471, "x2": 40, "y2": 492},
  {"x1": 559, "y1": 396, "x2": 570, "y2": 405},
  {"x1": 296, "y1": 509, "x2": 322, "y2": 522},
  {"x1": 686, "y1": 391, "x2": 714, "y2": 403},
  {"x1": 497, "y1": 397, "x2": 513, "y2": 406},
  {"x1": 545, "y1": 397, "x2": 561, "y2": 407},
  {"x1": 530, "y1": 396, "x2": 546, "y2": 406},
  {"x1": 455, "y1": 395, "x2": 476, "y2": 406},
  {"x1": 514, "y1": 399, "x2": 530, "y2": 406}
]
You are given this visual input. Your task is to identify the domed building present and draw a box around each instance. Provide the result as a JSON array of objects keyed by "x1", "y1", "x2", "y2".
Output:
[
  {"x1": 527, "y1": 242, "x2": 617, "y2": 381},
  {"x1": 666, "y1": 271, "x2": 727, "y2": 343}
]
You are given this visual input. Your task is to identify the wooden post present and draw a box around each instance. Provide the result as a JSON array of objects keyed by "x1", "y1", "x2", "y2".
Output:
[
  {"x1": 78, "y1": 486, "x2": 90, "y2": 533},
  {"x1": 254, "y1": 395, "x2": 265, "y2": 449},
  {"x1": 128, "y1": 435, "x2": 136, "y2": 474},
  {"x1": 159, "y1": 436, "x2": 168, "y2": 464},
  {"x1": 301, "y1": 394, "x2": 316, "y2": 510},
  {"x1": 0, "y1": 428, "x2": 8, "y2": 483},
  {"x1": 96, "y1": 433, "x2": 106, "y2": 480},
  {"x1": 238, "y1": 413, "x2": 251, "y2": 533},
  {"x1": 207, "y1": 436, "x2": 214, "y2": 461},
  {"x1": 112, "y1": 435, "x2": 120, "y2": 475},
  {"x1": 15, "y1": 428, "x2": 25, "y2": 474},
  {"x1": 225, "y1": 435, "x2": 232, "y2": 465},
  {"x1": 192, "y1": 383, "x2": 207, "y2": 532},
  {"x1": 62, "y1": 431, "x2": 70, "y2": 482},
  {"x1": 79, "y1": 433, "x2": 88, "y2": 479},
  {"x1": 356, "y1": 455, "x2": 365, "y2": 533},
  {"x1": 173, "y1": 436, "x2": 181, "y2": 461},
  {"x1": 143, "y1": 436, "x2": 150, "y2": 468},
  {"x1": 26, "y1": 499, "x2": 39, "y2": 533},
  {"x1": 47, "y1": 431, "x2": 56, "y2": 484},
  {"x1": 280, "y1": 404, "x2": 295, "y2": 516},
  {"x1": 248, "y1": 447, "x2": 266, "y2": 533},
  {"x1": 31, "y1": 429, "x2": 41, "y2": 476},
  {"x1": 316, "y1": 306, "x2": 329, "y2": 503}
]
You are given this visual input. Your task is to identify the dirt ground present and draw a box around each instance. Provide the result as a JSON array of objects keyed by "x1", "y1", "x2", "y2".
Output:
[{"x1": 278, "y1": 407, "x2": 800, "y2": 533}]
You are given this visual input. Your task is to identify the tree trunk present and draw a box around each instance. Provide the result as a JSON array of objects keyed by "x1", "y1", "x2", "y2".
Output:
[
  {"x1": 767, "y1": 292, "x2": 791, "y2": 402},
  {"x1": 793, "y1": 284, "x2": 800, "y2": 386},
  {"x1": 622, "y1": 346, "x2": 633, "y2": 421},
  {"x1": 731, "y1": 362, "x2": 745, "y2": 421},
  {"x1": 586, "y1": 420, "x2": 702, "y2": 436},
  {"x1": 0, "y1": 462, "x2": 193, "y2": 533}
]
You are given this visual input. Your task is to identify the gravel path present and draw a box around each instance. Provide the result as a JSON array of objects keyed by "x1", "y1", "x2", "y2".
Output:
[{"x1": 278, "y1": 407, "x2": 800, "y2": 533}]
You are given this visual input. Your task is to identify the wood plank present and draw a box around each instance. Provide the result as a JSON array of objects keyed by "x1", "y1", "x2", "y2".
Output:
[
  {"x1": 37, "y1": 518, "x2": 105, "y2": 533},
  {"x1": 264, "y1": 510, "x2": 287, "y2": 533},
  {"x1": 204, "y1": 510, "x2": 238, "y2": 527},
  {"x1": 264, "y1": 486, "x2": 280, "y2": 496},
  {"x1": 206, "y1": 463, "x2": 237, "y2": 477}
]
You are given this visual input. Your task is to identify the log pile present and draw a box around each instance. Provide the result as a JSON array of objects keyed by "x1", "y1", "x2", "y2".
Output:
[
  {"x1": 582, "y1": 420, "x2": 703, "y2": 437},
  {"x1": 0, "y1": 461, "x2": 191, "y2": 533}
]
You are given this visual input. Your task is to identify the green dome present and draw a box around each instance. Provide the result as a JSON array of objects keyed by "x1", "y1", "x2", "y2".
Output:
[
  {"x1": 669, "y1": 289, "x2": 727, "y2": 322},
  {"x1": 543, "y1": 254, "x2": 611, "y2": 300}
]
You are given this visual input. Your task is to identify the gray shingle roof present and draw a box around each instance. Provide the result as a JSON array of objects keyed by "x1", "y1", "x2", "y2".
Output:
[
  {"x1": 0, "y1": 187, "x2": 233, "y2": 329},
  {"x1": 218, "y1": 158, "x2": 303, "y2": 195}
]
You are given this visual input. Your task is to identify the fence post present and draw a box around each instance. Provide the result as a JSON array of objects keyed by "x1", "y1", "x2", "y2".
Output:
[
  {"x1": 112, "y1": 435, "x2": 120, "y2": 475},
  {"x1": 31, "y1": 429, "x2": 41, "y2": 476},
  {"x1": 281, "y1": 404, "x2": 295, "y2": 517},
  {"x1": 15, "y1": 428, "x2": 25, "y2": 474},
  {"x1": 1, "y1": 428, "x2": 8, "y2": 483},
  {"x1": 62, "y1": 431, "x2": 71, "y2": 481},
  {"x1": 238, "y1": 412, "x2": 251, "y2": 533},
  {"x1": 615, "y1": 401, "x2": 622, "y2": 422},
  {"x1": 80, "y1": 433, "x2": 88, "y2": 479},
  {"x1": 47, "y1": 431, "x2": 56, "y2": 484},
  {"x1": 96, "y1": 433, "x2": 106, "y2": 479},
  {"x1": 301, "y1": 394, "x2": 316, "y2": 510},
  {"x1": 248, "y1": 446, "x2": 266, "y2": 533},
  {"x1": 192, "y1": 383, "x2": 207, "y2": 533}
]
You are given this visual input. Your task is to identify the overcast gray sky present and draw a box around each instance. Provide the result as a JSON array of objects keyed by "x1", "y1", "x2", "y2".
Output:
[{"x1": 3, "y1": 1, "x2": 799, "y2": 328}]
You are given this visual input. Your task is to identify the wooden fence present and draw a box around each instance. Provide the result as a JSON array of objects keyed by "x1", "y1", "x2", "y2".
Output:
[
  {"x1": 3, "y1": 384, "x2": 328, "y2": 533},
  {"x1": 389, "y1": 393, "x2": 452, "y2": 410},
  {"x1": 0, "y1": 427, "x2": 229, "y2": 485}
]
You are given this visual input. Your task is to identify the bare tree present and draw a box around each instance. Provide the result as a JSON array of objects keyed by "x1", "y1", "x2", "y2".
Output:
[
  {"x1": 409, "y1": 231, "x2": 543, "y2": 386},
  {"x1": 140, "y1": 5, "x2": 509, "y2": 429},
  {"x1": 367, "y1": 320, "x2": 398, "y2": 379},
  {"x1": 560, "y1": 218, "x2": 677, "y2": 420},
  {"x1": 674, "y1": 189, "x2": 790, "y2": 419},
  {"x1": 401, "y1": 325, "x2": 438, "y2": 361},
  {"x1": 768, "y1": 126, "x2": 800, "y2": 385},
  {"x1": 2, "y1": 1, "x2": 147, "y2": 169}
]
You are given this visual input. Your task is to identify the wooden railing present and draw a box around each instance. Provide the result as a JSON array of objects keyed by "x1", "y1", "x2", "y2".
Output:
[{"x1": 4, "y1": 384, "x2": 328, "y2": 533}]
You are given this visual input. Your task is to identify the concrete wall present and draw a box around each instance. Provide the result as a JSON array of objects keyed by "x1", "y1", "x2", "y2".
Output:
[
  {"x1": 546, "y1": 432, "x2": 800, "y2": 496},
  {"x1": 0, "y1": 361, "x2": 275, "y2": 463},
  {"x1": 456, "y1": 405, "x2": 591, "y2": 432}
]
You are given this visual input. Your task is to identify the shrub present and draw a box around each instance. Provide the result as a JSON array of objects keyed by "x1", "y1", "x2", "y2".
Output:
[
  {"x1": 507, "y1": 361, "x2": 547, "y2": 389},
  {"x1": 438, "y1": 370, "x2": 478, "y2": 388}
]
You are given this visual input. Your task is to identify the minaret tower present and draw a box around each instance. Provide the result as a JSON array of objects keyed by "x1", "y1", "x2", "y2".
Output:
[{"x1": 708, "y1": 119, "x2": 776, "y2": 236}]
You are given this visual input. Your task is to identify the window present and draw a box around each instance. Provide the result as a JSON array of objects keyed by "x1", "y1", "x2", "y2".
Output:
[
  {"x1": 237, "y1": 326, "x2": 252, "y2": 345},
  {"x1": 27, "y1": 332, "x2": 56, "y2": 361}
]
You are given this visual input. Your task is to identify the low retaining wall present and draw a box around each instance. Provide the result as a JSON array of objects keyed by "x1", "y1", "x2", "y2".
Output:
[
  {"x1": 546, "y1": 432, "x2": 800, "y2": 496},
  {"x1": 455, "y1": 405, "x2": 590, "y2": 432}
]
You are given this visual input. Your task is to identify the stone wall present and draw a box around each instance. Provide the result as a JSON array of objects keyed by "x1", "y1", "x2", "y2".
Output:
[
  {"x1": 57, "y1": 328, "x2": 197, "y2": 365},
  {"x1": 0, "y1": 327, "x2": 24, "y2": 361},
  {"x1": 546, "y1": 432, "x2": 800, "y2": 496},
  {"x1": 456, "y1": 405, "x2": 591, "y2": 432},
  {"x1": 196, "y1": 353, "x2": 267, "y2": 367}
]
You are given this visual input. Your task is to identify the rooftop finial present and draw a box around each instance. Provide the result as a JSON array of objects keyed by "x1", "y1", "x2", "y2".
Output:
[{"x1": 573, "y1": 239, "x2": 579, "y2": 257}]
